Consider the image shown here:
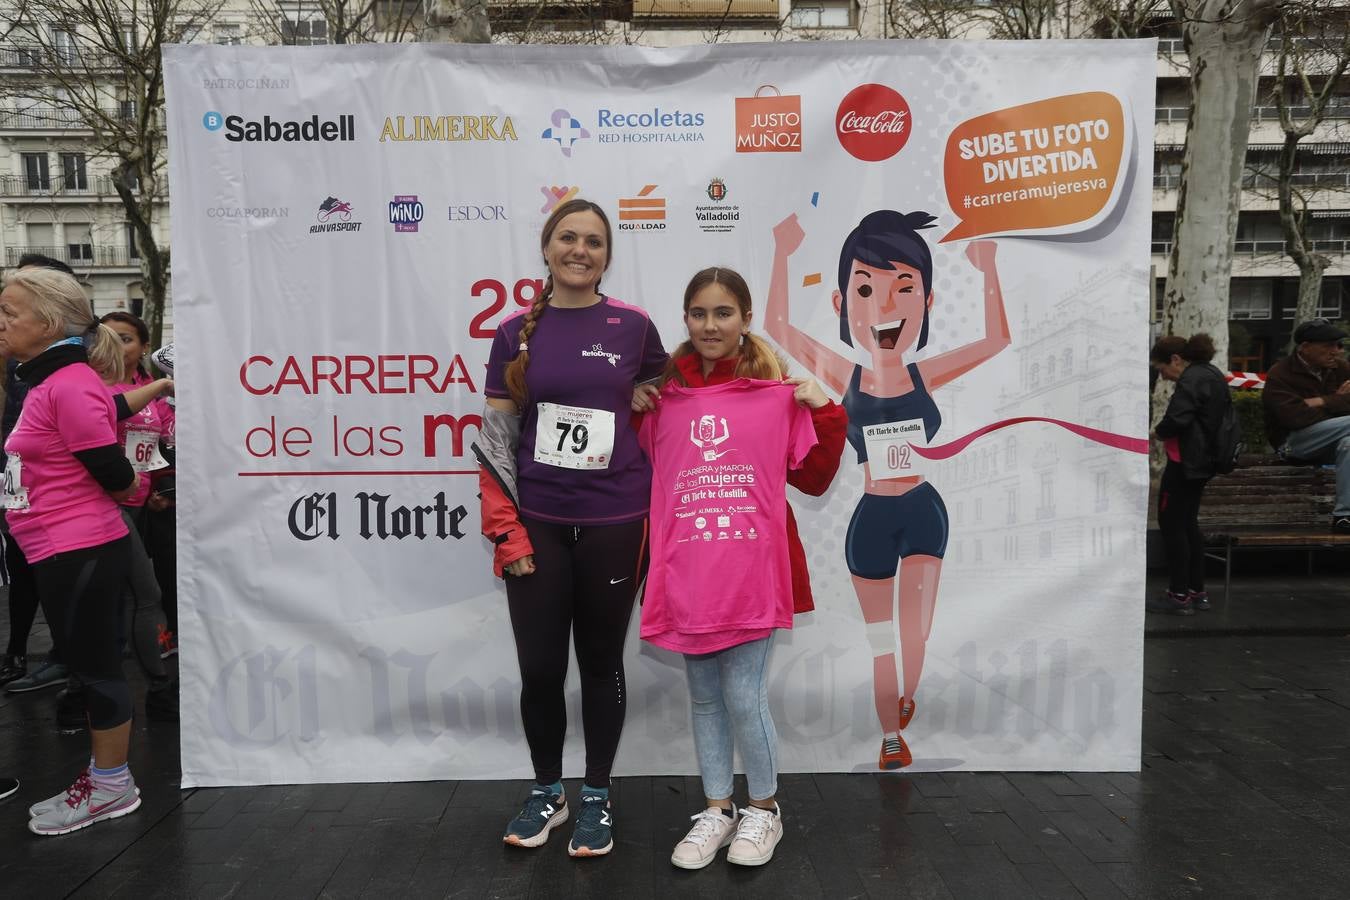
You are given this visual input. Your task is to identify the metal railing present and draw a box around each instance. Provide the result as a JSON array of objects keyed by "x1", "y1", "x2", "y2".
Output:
[
  {"x1": 633, "y1": 0, "x2": 779, "y2": 17},
  {"x1": 1152, "y1": 239, "x2": 1350, "y2": 256},
  {"x1": 0, "y1": 174, "x2": 127, "y2": 197},
  {"x1": 0, "y1": 45, "x2": 120, "y2": 69},
  {"x1": 1157, "y1": 104, "x2": 1350, "y2": 123},
  {"x1": 0, "y1": 107, "x2": 148, "y2": 130},
  {"x1": 3, "y1": 245, "x2": 138, "y2": 268},
  {"x1": 1153, "y1": 171, "x2": 1350, "y2": 190}
]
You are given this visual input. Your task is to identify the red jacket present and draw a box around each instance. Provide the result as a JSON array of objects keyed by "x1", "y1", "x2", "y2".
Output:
[{"x1": 668, "y1": 353, "x2": 847, "y2": 613}]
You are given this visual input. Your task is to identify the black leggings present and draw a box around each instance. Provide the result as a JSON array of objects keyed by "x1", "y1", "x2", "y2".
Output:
[
  {"x1": 4, "y1": 531, "x2": 45, "y2": 659},
  {"x1": 505, "y1": 517, "x2": 648, "y2": 788},
  {"x1": 33, "y1": 536, "x2": 133, "y2": 729},
  {"x1": 1157, "y1": 461, "x2": 1210, "y2": 595}
]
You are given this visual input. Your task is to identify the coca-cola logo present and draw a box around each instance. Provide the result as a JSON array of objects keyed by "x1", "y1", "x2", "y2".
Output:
[{"x1": 835, "y1": 84, "x2": 912, "y2": 162}]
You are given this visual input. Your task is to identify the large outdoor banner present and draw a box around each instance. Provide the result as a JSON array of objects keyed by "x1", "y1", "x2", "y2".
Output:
[{"x1": 164, "y1": 39, "x2": 1155, "y2": 787}]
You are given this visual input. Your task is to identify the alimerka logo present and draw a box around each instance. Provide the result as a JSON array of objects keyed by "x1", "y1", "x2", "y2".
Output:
[{"x1": 836, "y1": 84, "x2": 911, "y2": 162}]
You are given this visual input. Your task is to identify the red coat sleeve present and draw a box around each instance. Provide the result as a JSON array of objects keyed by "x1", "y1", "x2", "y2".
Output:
[
  {"x1": 788, "y1": 400, "x2": 847, "y2": 497},
  {"x1": 479, "y1": 468, "x2": 533, "y2": 578}
]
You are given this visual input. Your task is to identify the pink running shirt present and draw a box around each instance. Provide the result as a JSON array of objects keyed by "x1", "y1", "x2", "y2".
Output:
[
  {"x1": 109, "y1": 372, "x2": 172, "y2": 507},
  {"x1": 638, "y1": 379, "x2": 817, "y2": 654},
  {"x1": 4, "y1": 363, "x2": 128, "y2": 562}
]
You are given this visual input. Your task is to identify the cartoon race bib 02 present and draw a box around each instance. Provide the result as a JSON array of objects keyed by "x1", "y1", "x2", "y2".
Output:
[
  {"x1": 533, "y1": 403, "x2": 616, "y2": 470},
  {"x1": 863, "y1": 418, "x2": 927, "y2": 479},
  {"x1": 125, "y1": 429, "x2": 170, "y2": 472},
  {"x1": 2, "y1": 453, "x2": 29, "y2": 510}
]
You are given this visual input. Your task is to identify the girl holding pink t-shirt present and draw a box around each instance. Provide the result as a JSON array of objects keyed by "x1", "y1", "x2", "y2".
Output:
[
  {"x1": 637, "y1": 267, "x2": 846, "y2": 870},
  {"x1": 0, "y1": 267, "x2": 142, "y2": 836}
]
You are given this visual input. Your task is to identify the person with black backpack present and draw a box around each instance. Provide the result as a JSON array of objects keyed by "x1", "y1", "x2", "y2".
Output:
[{"x1": 1149, "y1": 333, "x2": 1235, "y2": 615}]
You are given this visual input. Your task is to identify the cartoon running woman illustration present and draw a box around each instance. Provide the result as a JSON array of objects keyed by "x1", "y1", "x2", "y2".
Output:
[
  {"x1": 767, "y1": 209, "x2": 1010, "y2": 769},
  {"x1": 690, "y1": 414, "x2": 732, "y2": 461}
]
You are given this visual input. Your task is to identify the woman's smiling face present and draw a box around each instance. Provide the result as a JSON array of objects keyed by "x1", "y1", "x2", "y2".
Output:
[{"x1": 843, "y1": 258, "x2": 930, "y2": 355}]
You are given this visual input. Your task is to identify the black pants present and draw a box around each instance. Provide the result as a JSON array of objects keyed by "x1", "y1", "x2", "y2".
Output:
[
  {"x1": 1158, "y1": 461, "x2": 1210, "y2": 595},
  {"x1": 145, "y1": 504, "x2": 177, "y2": 634},
  {"x1": 505, "y1": 517, "x2": 648, "y2": 788},
  {"x1": 3, "y1": 530, "x2": 45, "y2": 659},
  {"x1": 33, "y1": 536, "x2": 132, "y2": 729}
]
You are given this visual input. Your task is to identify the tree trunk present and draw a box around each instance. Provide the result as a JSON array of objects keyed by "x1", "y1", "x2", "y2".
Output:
[
  {"x1": 423, "y1": 0, "x2": 491, "y2": 43},
  {"x1": 114, "y1": 158, "x2": 169, "y2": 349},
  {"x1": 1278, "y1": 129, "x2": 1332, "y2": 354},
  {"x1": 1163, "y1": 0, "x2": 1280, "y2": 361}
]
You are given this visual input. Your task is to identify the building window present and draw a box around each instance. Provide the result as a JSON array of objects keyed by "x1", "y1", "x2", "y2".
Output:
[
  {"x1": 60, "y1": 153, "x2": 87, "y2": 191},
  {"x1": 1230, "y1": 279, "x2": 1273, "y2": 320},
  {"x1": 1006, "y1": 488, "x2": 1017, "y2": 524},
  {"x1": 118, "y1": 25, "x2": 136, "y2": 52},
  {"x1": 1095, "y1": 471, "x2": 1108, "y2": 512},
  {"x1": 1281, "y1": 279, "x2": 1343, "y2": 320},
  {"x1": 66, "y1": 223, "x2": 93, "y2": 262},
  {"x1": 22, "y1": 152, "x2": 50, "y2": 191},
  {"x1": 1030, "y1": 362, "x2": 1040, "y2": 387},
  {"x1": 51, "y1": 28, "x2": 79, "y2": 64},
  {"x1": 1038, "y1": 472, "x2": 1055, "y2": 519},
  {"x1": 789, "y1": 0, "x2": 853, "y2": 27},
  {"x1": 974, "y1": 539, "x2": 983, "y2": 563},
  {"x1": 1063, "y1": 349, "x2": 1073, "y2": 375},
  {"x1": 214, "y1": 24, "x2": 243, "y2": 45},
  {"x1": 1005, "y1": 436, "x2": 1017, "y2": 469},
  {"x1": 281, "y1": 15, "x2": 328, "y2": 45},
  {"x1": 974, "y1": 498, "x2": 983, "y2": 523},
  {"x1": 119, "y1": 100, "x2": 137, "y2": 121},
  {"x1": 1039, "y1": 531, "x2": 1052, "y2": 558}
]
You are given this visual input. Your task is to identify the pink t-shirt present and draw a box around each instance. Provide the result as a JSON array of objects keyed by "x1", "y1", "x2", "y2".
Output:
[
  {"x1": 638, "y1": 379, "x2": 817, "y2": 654},
  {"x1": 4, "y1": 363, "x2": 128, "y2": 562},
  {"x1": 110, "y1": 372, "x2": 172, "y2": 507}
]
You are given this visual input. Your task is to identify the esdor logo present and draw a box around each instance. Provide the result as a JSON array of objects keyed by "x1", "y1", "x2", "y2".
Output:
[{"x1": 835, "y1": 84, "x2": 911, "y2": 162}]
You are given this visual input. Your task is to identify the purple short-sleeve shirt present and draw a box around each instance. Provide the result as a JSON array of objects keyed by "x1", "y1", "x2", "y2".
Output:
[{"x1": 485, "y1": 296, "x2": 668, "y2": 525}]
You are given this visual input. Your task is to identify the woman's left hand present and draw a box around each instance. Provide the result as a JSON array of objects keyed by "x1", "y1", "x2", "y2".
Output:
[
  {"x1": 785, "y1": 376, "x2": 829, "y2": 409},
  {"x1": 631, "y1": 383, "x2": 660, "y2": 413}
]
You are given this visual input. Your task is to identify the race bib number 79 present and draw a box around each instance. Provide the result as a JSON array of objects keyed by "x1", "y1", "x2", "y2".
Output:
[{"x1": 533, "y1": 403, "x2": 616, "y2": 470}]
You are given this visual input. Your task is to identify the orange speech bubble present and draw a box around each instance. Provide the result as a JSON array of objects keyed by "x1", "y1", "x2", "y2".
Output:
[{"x1": 941, "y1": 92, "x2": 1127, "y2": 243}]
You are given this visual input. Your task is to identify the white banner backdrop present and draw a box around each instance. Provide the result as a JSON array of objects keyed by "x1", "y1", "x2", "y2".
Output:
[{"x1": 164, "y1": 39, "x2": 1154, "y2": 787}]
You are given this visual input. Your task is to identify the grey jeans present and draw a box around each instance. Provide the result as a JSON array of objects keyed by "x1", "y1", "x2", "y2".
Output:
[{"x1": 1282, "y1": 415, "x2": 1350, "y2": 516}]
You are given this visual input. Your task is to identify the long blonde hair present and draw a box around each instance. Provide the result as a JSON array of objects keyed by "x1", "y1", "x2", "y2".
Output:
[
  {"x1": 5, "y1": 267, "x2": 124, "y2": 382},
  {"x1": 662, "y1": 266, "x2": 785, "y2": 386}
]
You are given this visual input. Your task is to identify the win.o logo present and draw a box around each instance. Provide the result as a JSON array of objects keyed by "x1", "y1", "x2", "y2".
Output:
[{"x1": 203, "y1": 111, "x2": 224, "y2": 131}]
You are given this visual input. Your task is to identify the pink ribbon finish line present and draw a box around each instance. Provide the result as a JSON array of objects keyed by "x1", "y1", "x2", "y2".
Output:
[{"x1": 909, "y1": 416, "x2": 1149, "y2": 460}]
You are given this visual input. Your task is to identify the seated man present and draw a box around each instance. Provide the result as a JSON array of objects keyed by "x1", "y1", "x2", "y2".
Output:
[{"x1": 1263, "y1": 319, "x2": 1350, "y2": 532}]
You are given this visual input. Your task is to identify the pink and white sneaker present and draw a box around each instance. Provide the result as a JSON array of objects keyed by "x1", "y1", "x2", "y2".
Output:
[{"x1": 28, "y1": 771, "x2": 141, "y2": 836}]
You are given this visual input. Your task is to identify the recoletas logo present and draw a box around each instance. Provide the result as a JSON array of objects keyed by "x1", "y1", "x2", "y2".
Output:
[{"x1": 203, "y1": 110, "x2": 355, "y2": 143}]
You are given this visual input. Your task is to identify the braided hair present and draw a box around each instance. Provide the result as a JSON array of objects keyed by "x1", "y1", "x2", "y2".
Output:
[{"x1": 503, "y1": 198, "x2": 613, "y2": 407}]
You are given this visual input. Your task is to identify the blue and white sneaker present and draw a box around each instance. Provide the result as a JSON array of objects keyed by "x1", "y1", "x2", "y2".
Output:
[
  {"x1": 503, "y1": 786, "x2": 568, "y2": 848},
  {"x1": 568, "y1": 792, "x2": 614, "y2": 857}
]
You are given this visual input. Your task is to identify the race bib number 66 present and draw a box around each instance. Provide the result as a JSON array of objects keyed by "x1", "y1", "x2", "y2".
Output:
[{"x1": 534, "y1": 402, "x2": 616, "y2": 470}]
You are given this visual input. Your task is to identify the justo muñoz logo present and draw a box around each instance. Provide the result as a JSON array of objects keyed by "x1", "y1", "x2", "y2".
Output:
[{"x1": 835, "y1": 84, "x2": 912, "y2": 162}]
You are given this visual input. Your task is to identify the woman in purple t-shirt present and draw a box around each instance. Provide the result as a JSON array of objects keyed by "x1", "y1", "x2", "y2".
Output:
[
  {"x1": 476, "y1": 198, "x2": 667, "y2": 858},
  {"x1": 0, "y1": 267, "x2": 141, "y2": 836}
]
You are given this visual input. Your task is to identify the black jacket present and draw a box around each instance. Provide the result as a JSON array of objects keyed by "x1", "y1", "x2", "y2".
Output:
[{"x1": 1155, "y1": 362, "x2": 1231, "y2": 480}]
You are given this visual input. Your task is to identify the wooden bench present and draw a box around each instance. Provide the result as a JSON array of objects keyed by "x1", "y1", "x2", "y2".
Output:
[{"x1": 1198, "y1": 454, "x2": 1350, "y2": 599}]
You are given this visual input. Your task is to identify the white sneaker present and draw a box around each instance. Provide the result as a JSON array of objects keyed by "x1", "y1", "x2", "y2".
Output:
[
  {"x1": 28, "y1": 771, "x2": 141, "y2": 836},
  {"x1": 726, "y1": 804, "x2": 782, "y2": 866},
  {"x1": 670, "y1": 807, "x2": 737, "y2": 870},
  {"x1": 29, "y1": 768, "x2": 141, "y2": 818}
]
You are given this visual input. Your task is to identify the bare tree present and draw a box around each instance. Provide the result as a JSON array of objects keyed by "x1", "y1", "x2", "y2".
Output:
[
  {"x1": 1270, "y1": 2, "x2": 1350, "y2": 350},
  {"x1": 1161, "y1": 0, "x2": 1283, "y2": 362},
  {"x1": 247, "y1": 0, "x2": 426, "y2": 44},
  {"x1": 0, "y1": 0, "x2": 224, "y2": 348},
  {"x1": 423, "y1": 0, "x2": 491, "y2": 41}
]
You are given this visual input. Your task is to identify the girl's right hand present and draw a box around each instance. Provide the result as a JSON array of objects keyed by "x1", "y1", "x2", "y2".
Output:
[{"x1": 505, "y1": 555, "x2": 536, "y2": 577}]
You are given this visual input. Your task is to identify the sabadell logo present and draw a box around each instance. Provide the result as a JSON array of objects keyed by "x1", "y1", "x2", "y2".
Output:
[{"x1": 835, "y1": 85, "x2": 911, "y2": 162}]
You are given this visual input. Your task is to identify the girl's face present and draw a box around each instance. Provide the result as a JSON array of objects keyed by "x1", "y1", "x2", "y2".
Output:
[
  {"x1": 1152, "y1": 354, "x2": 1185, "y2": 382},
  {"x1": 840, "y1": 258, "x2": 930, "y2": 356},
  {"x1": 106, "y1": 320, "x2": 146, "y2": 375},
  {"x1": 543, "y1": 210, "x2": 609, "y2": 293},
  {"x1": 684, "y1": 282, "x2": 748, "y2": 364},
  {"x1": 0, "y1": 284, "x2": 56, "y2": 362}
]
